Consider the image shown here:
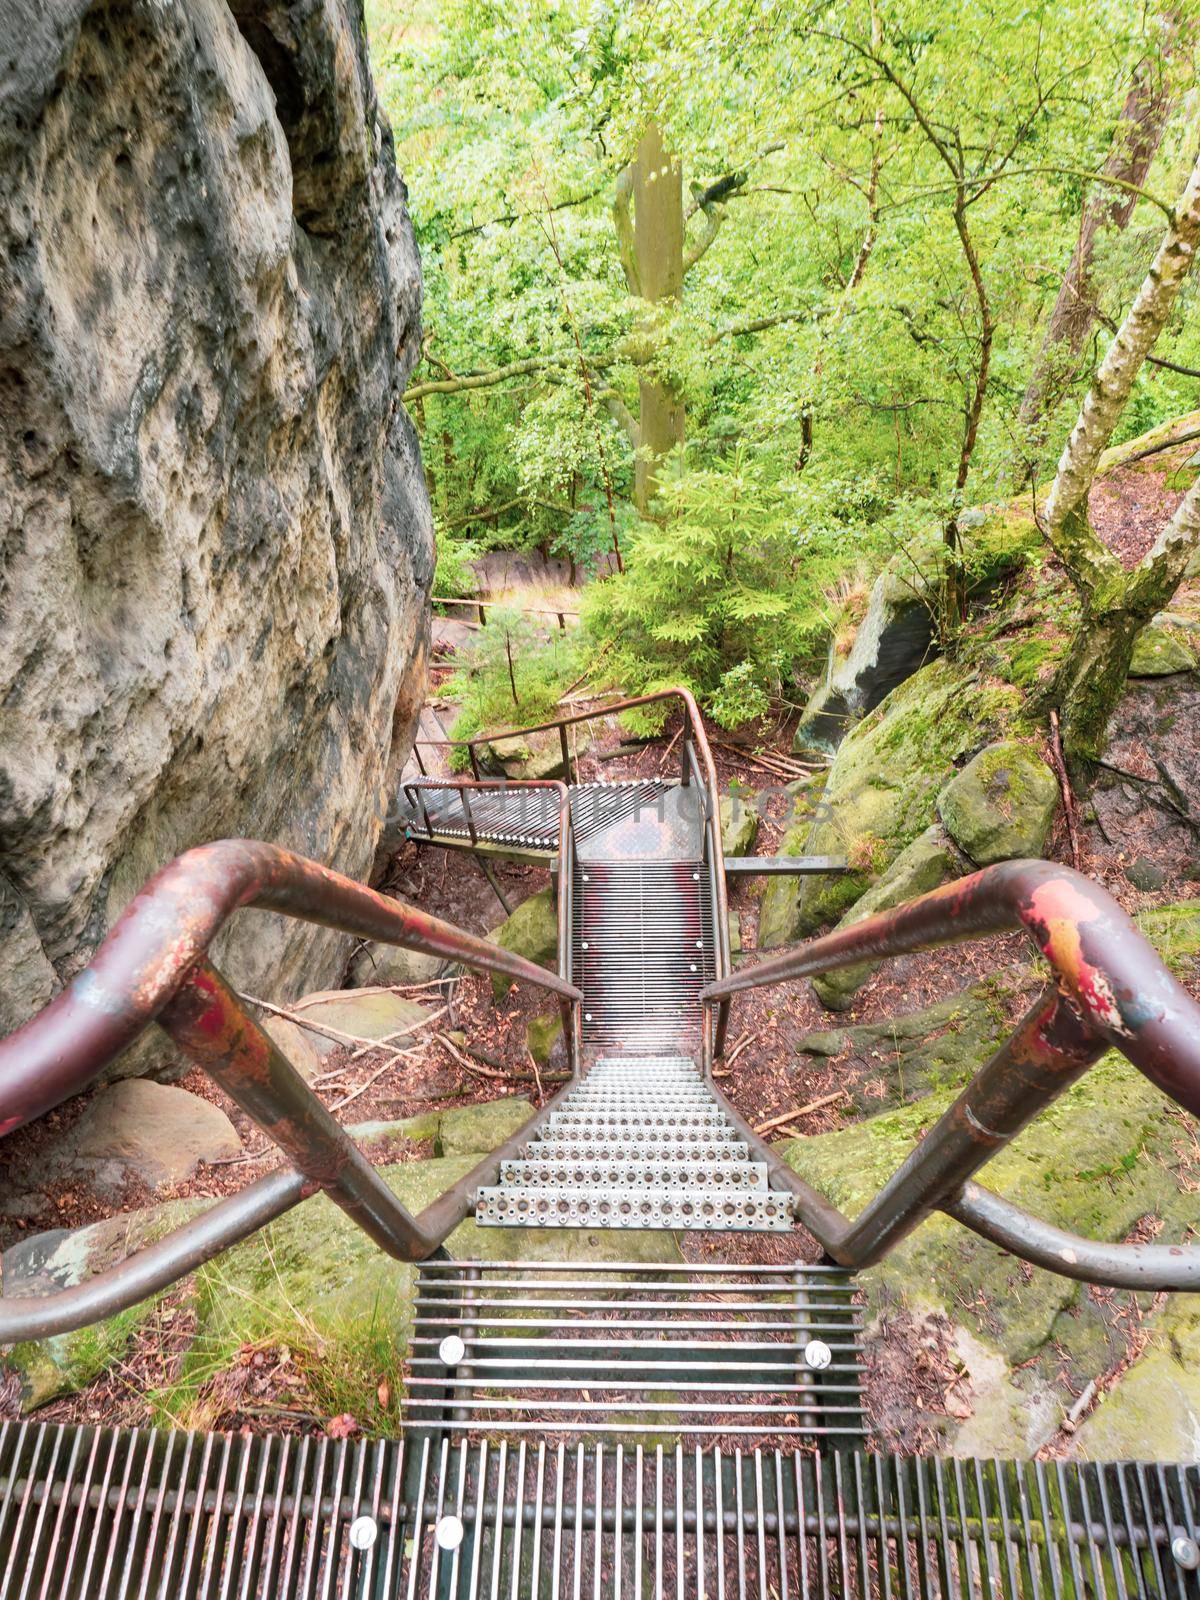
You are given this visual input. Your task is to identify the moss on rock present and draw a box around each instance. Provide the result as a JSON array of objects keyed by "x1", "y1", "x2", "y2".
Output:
[
  {"x1": 439, "y1": 1096, "x2": 535, "y2": 1157},
  {"x1": 811, "y1": 825, "x2": 961, "y2": 1010},
  {"x1": 937, "y1": 740, "x2": 1059, "y2": 866},
  {"x1": 720, "y1": 792, "x2": 759, "y2": 856},
  {"x1": 1128, "y1": 622, "x2": 1197, "y2": 677},
  {"x1": 779, "y1": 1054, "x2": 1196, "y2": 1371},
  {"x1": 760, "y1": 658, "x2": 1019, "y2": 947},
  {"x1": 487, "y1": 887, "x2": 559, "y2": 998}
]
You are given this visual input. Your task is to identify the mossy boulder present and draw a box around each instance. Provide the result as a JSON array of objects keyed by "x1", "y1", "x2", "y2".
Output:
[
  {"x1": 811, "y1": 825, "x2": 961, "y2": 1010},
  {"x1": 290, "y1": 990, "x2": 431, "y2": 1061},
  {"x1": 2, "y1": 1121, "x2": 683, "y2": 1415},
  {"x1": 793, "y1": 516, "x2": 1038, "y2": 758},
  {"x1": 800, "y1": 972, "x2": 1025, "y2": 1106},
  {"x1": 937, "y1": 741, "x2": 1060, "y2": 866},
  {"x1": 780, "y1": 1051, "x2": 1199, "y2": 1452},
  {"x1": 488, "y1": 726, "x2": 591, "y2": 780},
  {"x1": 439, "y1": 1096, "x2": 534, "y2": 1157},
  {"x1": 526, "y1": 1010, "x2": 564, "y2": 1067},
  {"x1": 1071, "y1": 1295, "x2": 1200, "y2": 1460},
  {"x1": 487, "y1": 887, "x2": 559, "y2": 998},
  {"x1": 720, "y1": 792, "x2": 759, "y2": 856},
  {"x1": 761, "y1": 658, "x2": 1019, "y2": 947},
  {"x1": 347, "y1": 940, "x2": 449, "y2": 989},
  {"x1": 1128, "y1": 622, "x2": 1197, "y2": 677}
]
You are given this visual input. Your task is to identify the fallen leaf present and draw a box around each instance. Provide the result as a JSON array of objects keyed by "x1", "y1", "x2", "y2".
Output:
[{"x1": 326, "y1": 1413, "x2": 360, "y2": 1439}]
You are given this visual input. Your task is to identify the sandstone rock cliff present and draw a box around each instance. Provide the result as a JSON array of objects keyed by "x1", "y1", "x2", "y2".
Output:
[{"x1": 0, "y1": 0, "x2": 433, "y2": 1054}]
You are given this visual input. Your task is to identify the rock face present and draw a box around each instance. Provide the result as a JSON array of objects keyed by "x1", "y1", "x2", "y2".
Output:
[
  {"x1": 487, "y1": 888, "x2": 559, "y2": 998},
  {"x1": 42, "y1": 1079, "x2": 241, "y2": 1198},
  {"x1": 760, "y1": 658, "x2": 1020, "y2": 947},
  {"x1": 937, "y1": 741, "x2": 1059, "y2": 866},
  {"x1": 792, "y1": 514, "x2": 1039, "y2": 756},
  {"x1": 0, "y1": 1, "x2": 433, "y2": 1048}
]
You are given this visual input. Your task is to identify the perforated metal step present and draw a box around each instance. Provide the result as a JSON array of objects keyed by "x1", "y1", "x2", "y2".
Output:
[
  {"x1": 405, "y1": 1259, "x2": 865, "y2": 1441},
  {"x1": 476, "y1": 1059, "x2": 791, "y2": 1232}
]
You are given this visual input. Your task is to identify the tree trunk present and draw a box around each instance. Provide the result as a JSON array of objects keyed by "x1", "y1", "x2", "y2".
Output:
[
  {"x1": 632, "y1": 122, "x2": 685, "y2": 512},
  {"x1": 1054, "y1": 603, "x2": 1145, "y2": 768},
  {"x1": 1014, "y1": 58, "x2": 1173, "y2": 481}
]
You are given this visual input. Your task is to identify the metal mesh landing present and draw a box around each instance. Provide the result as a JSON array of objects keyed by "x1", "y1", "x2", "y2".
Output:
[
  {"x1": 573, "y1": 863, "x2": 716, "y2": 1053},
  {"x1": 4, "y1": 1419, "x2": 1199, "y2": 1599}
]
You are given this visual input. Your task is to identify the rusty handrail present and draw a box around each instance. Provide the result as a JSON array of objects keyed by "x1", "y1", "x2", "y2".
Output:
[
  {"x1": 0, "y1": 841, "x2": 584, "y2": 1339},
  {"x1": 699, "y1": 859, "x2": 1200, "y2": 1287},
  {"x1": 0, "y1": 838, "x2": 580, "y2": 1138},
  {"x1": 399, "y1": 776, "x2": 582, "y2": 1057}
]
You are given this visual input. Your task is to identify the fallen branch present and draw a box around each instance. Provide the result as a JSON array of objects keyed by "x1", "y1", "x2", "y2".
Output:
[
  {"x1": 711, "y1": 738, "x2": 824, "y2": 778},
  {"x1": 329, "y1": 1049, "x2": 424, "y2": 1113},
  {"x1": 658, "y1": 727, "x2": 683, "y2": 773},
  {"x1": 526, "y1": 1046, "x2": 545, "y2": 1107},
  {"x1": 754, "y1": 1089, "x2": 847, "y2": 1135},
  {"x1": 1048, "y1": 710, "x2": 1081, "y2": 871},
  {"x1": 724, "y1": 1030, "x2": 758, "y2": 1068},
  {"x1": 434, "y1": 1031, "x2": 514, "y2": 1081}
]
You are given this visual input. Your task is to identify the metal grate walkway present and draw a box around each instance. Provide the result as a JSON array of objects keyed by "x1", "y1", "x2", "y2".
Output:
[
  {"x1": 4, "y1": 1418, "x2": 1199, "y2": 1599},
  {"x1": 403, "y1": 779, "x2": 674, "y2": 853},
  {"x1": 403, "y1": 1259, "x2": 862, "y2": 1440},
  {"x1": 574, "y1": 867, "x2": 715, "y2": 1053},
  {"x1": 475, "y1": 1059, "x2": 792, "y2": 1231}
]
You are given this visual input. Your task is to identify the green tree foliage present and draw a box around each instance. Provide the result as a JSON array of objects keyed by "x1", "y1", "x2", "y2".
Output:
[{"x1": 368, "y1": 0, "x2": 1199, "y2": 721}]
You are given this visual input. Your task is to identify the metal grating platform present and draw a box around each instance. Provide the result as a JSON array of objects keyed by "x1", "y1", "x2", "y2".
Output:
[
  {"x1": 574, "y1": 864, "x2": 716, "y2": 1053},
  {"x1": 476, "y1": 1059, "x2": 792, "y2": 1231},
  {"x1": 405, "y1": 785, "x2": 564, "y2": 850},
  {"x1": 403, "y1": 779, "x2": 678, "y2": 854},
  {"x1": 404, "y1": 1259, "x2": 864, "y2": 1439},
  {"x1": 4, "y1": 1418, "x2": 1199, "y2": 1599}
]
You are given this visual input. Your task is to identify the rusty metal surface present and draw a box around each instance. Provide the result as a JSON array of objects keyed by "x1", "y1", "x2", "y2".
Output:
[
  {"x1": 702, "y1": 858, "x2": 1200, "y2": 1114},
  {"x1": 701, "y1": 859, "x2": 1200, "y2": 1282},
  {"x1": 0, "y1": 837, "x2": 582, "y2": 1139}
]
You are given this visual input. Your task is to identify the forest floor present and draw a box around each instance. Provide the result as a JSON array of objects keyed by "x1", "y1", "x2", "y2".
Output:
[{"x1": 4, "y1": 465, "x2": 1199, "y2": 1444}]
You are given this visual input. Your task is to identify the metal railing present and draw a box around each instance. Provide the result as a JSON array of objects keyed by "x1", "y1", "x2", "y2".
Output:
[
  {"x1": 0, "y1": 840, "x2": 583, "y2": 1342},
  {"x1": 700, "y1": 857, "x2": 1200, "y2": 1290}
]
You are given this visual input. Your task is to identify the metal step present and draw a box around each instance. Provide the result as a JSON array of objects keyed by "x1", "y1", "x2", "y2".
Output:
[
  {"x1": 4, "y1": 1418, "x2": 1198, "y2": 1599},
  {"x1": 477, "y1": 1057, "x2": 782, "y2": 1231},
  {"x1": 499, "y1": 1159, "x2": 770, "y2": 1190},
  {"x1": 406, "y1": 1260, "x2": 864, "y2": 1441},
  {"x1": 475, "y1": 1186, "x2": 795, "y2": 1230},
  {"x1": 525, "y1": 1137, "x2": 754, "y2": 1163}
]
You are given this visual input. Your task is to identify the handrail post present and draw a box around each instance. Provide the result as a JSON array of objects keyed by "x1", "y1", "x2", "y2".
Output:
[
  {"x1": 158, "y1": 961, "x2": 445, "y2": 1261},
  {"x1": 460, "y1": 785, "x2": 478, "y2": 846},
  {"x1": 414, "y1": 743, "x2": 428, "y2": 776},
  {"x1": 413, "y1": 782, "x2": 434, "y2": 839},
  {"x1": 468, "y1": 741, "x2": 482, "y2": 780},
  {"x1": 832, "y1": 984, "x2": 1107, "y2": 1267},
  {"x1": 559, "y1": 723, "x2": 573, "y2": 786}
]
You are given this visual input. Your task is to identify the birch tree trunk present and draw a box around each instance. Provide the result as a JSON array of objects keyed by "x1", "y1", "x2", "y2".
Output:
[
  {"x1": 1043, "y1": 150, "x2": 1200, "y2": 767},
  {"x1": 1013, "y1": 58, "x2": 1173, "y2": 481}
]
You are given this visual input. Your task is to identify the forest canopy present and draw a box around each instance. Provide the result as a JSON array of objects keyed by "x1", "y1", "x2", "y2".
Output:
[{"x1": 368, "y1": 0, "x2": 1199, "y2": 747}]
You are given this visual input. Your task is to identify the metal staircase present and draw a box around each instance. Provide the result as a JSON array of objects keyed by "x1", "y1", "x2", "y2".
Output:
[
  {"x1": 5, "y1": 690, "x2": 1200, "y2": 1594},
  {"x1": 475, "y1": 1058, "x2": 794, "y2": 1230}
]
